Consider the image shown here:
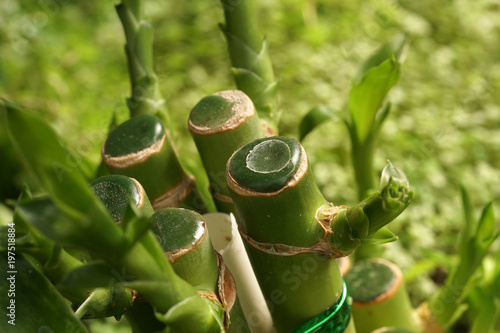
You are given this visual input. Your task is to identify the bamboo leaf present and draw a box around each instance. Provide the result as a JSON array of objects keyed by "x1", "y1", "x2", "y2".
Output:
[
  {"x1": 298, "y1": 105, "x2": 344, "y2": 141},
  {"x1": 354, "y1": 34, "x2": 408, "y2": 85},
  {"x1": 124, "y1": 281, "x2": 223, "y2": 333},
  {"x1": 475, "y1": 202, "x2": 497, "y2": 249},
  {"x1": 349, "y1": 57, "x2": 400, "y2": 142},
  {"x1": 0, "y1": 254, "x2": 88, "y2": 332},
  {"x1": 362, "y1": 227, "x2": 398, "y2": 245},
  {"x1": 58, "y1": 261, "x2": 125, "y2": 290}
]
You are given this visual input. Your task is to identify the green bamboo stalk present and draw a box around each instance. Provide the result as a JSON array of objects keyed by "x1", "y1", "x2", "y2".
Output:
[
  {"x1": 102, "y1": 114, "x2": 207, "y2": 213},
  {"x1": 188, "y1": 90, "x2": 266, "y2": 213},
  {"x1": 151, "y1": 208, "x2": 249, "y2": 332},
  {"x1": 219, "y1": 0, "x2": 279, "y2": 133},
  {"x1": 116, "y1": 0, "x2": 169, "y2": 123},
  {"x1": 226, "y1": 137, "x2": 412, "y2": 332},
  {"x1": 344, "y1": 259, "x2": 420, "y2": 333}
]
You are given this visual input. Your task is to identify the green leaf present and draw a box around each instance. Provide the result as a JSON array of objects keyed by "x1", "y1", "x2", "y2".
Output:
[
  {"x1": 362, "y1": 227, "x2": 398, "y2": 245},
  {"x1": 155, "y1": 294, "x2": 224, "y2": 333},
  {"x1": 0, "y1": 254, "x2": 88, "y2": 332},
  {"x1": 354, "y1": 34, "x2": 408, "y2": 85},
  {"x1": 298, "y1": 105, "x2": 343, "y2": 141},
  {"x1": 58, "y1": 261, "x2": 126, "y2": 290},
  {"x1": 349, "y1": 57, "x2": 400, "y2": 142},
  {"x1": 475, "y1": 202, "x2": 498, "y2": 250}
]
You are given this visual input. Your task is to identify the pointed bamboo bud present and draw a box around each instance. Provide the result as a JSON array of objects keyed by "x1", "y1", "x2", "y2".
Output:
[
  {"x1": 151, "y1": 208, "x2": 249, "y2": 332},
  {"x1": 344, "y1": 259, "x2": 420, "y2": 333},
  {"x1": 188, "y1": 90, "x2": 265, "y2": 214},
  {"x1": 101, "y1": 114, "x2": 206, "y2": 212}
]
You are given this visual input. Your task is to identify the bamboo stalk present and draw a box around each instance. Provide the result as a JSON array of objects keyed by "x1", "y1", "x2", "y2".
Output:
[
  {"x1": 226, "y1": 137, "x2": 412, "y2": 332},
  {"x1": 226, "y1": 136, "x2": 345, "y2": 332},
  {"x1": 344, "y1": 259, "x2": 420, "y2": 333},
  {"x1": 189, "y1": 90, "x2": 265, "y2": 214},
  {"x1": 203, "y1": 212, "x2": 275, "y2": 333},
  {"x1": 150, "y1": 208, "x2": 249, "y2": 332},
  {"x1": 116, "y1": 0, "x2": 169, "y2": 123},
  {"x1": 219, "y1": 0, "x2": 279, "y2": 133},
  {"x1": 101, "y1": 114, "x2": 207, "y2": 213}
]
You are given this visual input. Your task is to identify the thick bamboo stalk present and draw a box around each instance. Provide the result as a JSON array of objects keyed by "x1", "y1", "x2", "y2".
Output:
[
  {"x1": 101, "y1": 114, "x2": 207, "y2": 213},
  {"x1": 226, "y1": 137, "x2": 412, "y2": 332},
  {"x1": 226, "y1": 136, "x2": 346, "y2": 332},
  {"x1": 189, "y1": 90, "x2": 265, "y2": 213},
  {"x1": 344, "y1": 259, "x2": 420, "y2": 333}
]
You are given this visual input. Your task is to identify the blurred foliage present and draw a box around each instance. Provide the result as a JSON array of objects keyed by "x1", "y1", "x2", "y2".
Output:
[{"x1": 1, "y1": 0, "x2": 500, "y2": 330}]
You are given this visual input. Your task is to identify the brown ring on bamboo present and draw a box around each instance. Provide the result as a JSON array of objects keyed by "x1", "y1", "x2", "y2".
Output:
[
  {"x1": 163, "y1": 220, "x2": 208, "y2": 264},
  {"x1": 101, "y1": 133, "x2": 166, "y2": 169},
  {"x1": 352, "y1": 259, "x2": 403, "y2": 307},
  {"x1": 188, "y1": 90, "x2": 256, "y2": 135},
  {"x1": 226, "y1": 144, "x2": 309, "y2": 198},
  {"x1": 152, "y1": 176, "x2": 196, "y2": 211},
  {"x1": 213, "y1": 192, "x2": 234, "y2": 204},
  {"x1": 238, "y1": 204, "x2": 350, "y2": 259}
]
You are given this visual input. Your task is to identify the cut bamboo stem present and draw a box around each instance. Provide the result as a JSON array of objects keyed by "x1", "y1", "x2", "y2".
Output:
[
  {"x1": 189, "y1": 90, "x2": 265, "y2": 214},
  {"x1": 151, "y1": 208, "x2": 249, "y2": 332},
  {"x1": 101, "y1": 114, "x2": 207, "y2": 213},
  {"x1": 226, "y1": 136, "x2": 346, "y2": 332},
  {"x1": 344, "y1": 259, "x2": 420, "y2": 333}
]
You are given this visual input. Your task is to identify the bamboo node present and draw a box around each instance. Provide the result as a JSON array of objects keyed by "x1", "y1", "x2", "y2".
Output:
[
  {"x1": 152, "y1": 176, "x2": 195, "y2": 211},
  {"x1": 239, "y1": 224, "x2": 346, "y2": 259}
]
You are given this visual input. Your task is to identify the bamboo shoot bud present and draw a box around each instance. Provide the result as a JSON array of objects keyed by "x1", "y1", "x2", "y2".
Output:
[
  {"x1": 189, "y1": 90, "x2": 265, "y2": 214},
  {"x1": 101, "y1": 114, "x2": 206, "y2": 212}
]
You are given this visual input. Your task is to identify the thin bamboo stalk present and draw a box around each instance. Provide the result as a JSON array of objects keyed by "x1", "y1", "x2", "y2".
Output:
[{"x1": 219, "y1": 0, "x2": 279, "y2": 133}]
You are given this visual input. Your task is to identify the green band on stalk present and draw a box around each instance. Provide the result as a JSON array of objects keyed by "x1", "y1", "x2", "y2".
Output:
[
  {"x1": 371, "y1": 329, "x2": 415, "y2": 333},
  {"x1": 291, "y1": 282, "x2": 351, "y2": 333},
  {"x1": 90, "y1": 174, "x2": 154, "y2": 222}
]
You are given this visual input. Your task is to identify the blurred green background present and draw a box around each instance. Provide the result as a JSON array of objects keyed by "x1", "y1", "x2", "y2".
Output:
[{"x1": 1, "y1": 0, "x2": 499, "y2": 330}]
